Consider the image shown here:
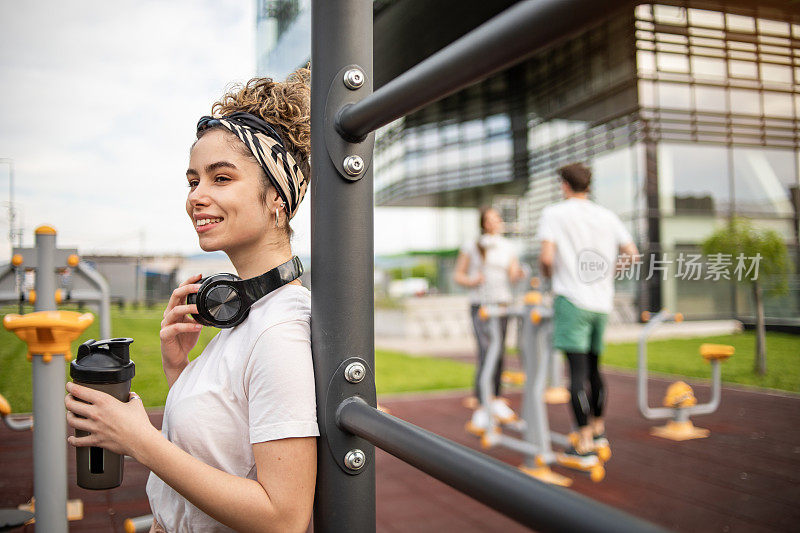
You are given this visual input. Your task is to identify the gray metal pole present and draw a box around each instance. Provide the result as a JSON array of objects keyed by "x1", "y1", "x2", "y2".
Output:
[
  {"x1": 32, "y1": 226, "x2": 68, "y2": 533},
  {"x1": 76, "y1": 262, "x2": 112, "y2": 339},
  {"x1": 311, "y1": 0, "x2": 376, "y2": 531},
  {"x1": 337, "y1": 0, "x2": 633, "y2": 140},
  {"x1": 338, "y1": 397, "x2": 666, "y2": 533}
]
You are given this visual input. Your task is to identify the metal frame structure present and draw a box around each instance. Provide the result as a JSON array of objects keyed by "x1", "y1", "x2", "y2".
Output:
[
  {"x1": 311, "y1": 0, "x2": 665, "y2": 531},
  {"x1": 637, "y1": 310, "x2": 730, "y2": 438}
]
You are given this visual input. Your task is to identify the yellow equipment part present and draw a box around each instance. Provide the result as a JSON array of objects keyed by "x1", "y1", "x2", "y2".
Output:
[
  {"x1": 465, "y1": 421, "x2": 487, "y2": 438},
  {"x1": 4, "y1": 311, "x2": 94, "y2": 362},
  {"x1": 461, "y1": 396, "x2": 479, "y2": 410},
  {"x1": 524, "y1": 291, "x2": 542, "y2": 305},
  {"x1": 555, "y1": 452, "x2": 605, "y2": 482},
  {"x1": 34, "y1": 225, "x2": 57, "y2": 235},
  {"x1": 650, "y1": 420, "x2": 710, "y2": 441},
  {"x1": 700, "y1": 343, "x2": 734, "y2": 362},
  {"x1": 0, "y1": 393, "x2": 10, "y2": 416},
  {"x1": 501, "y1": 370, "x2": 526, "y2": 386},
  {"x1": 18, "y1": 497, "x2": 83, "y2": 522},
  {"x1": 663, "y1": 381, "x2": 697, "y2": 408},
  {"x1": 519, "y1": 465, "x2": 573, "y2": 487},
  {"x1": 544, "y1": 386, "x2": 570, "y2": 404},
  {"x1": 596, "y1": 444, "x2": 612, "y2": 462}
]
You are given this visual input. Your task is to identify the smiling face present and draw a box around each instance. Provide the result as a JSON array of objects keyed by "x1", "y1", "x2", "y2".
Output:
[{"x1": 186, "y1": 129, "x2": 277, "y2": 255}]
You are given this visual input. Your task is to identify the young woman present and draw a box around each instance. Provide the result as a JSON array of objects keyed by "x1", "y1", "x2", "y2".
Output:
[
  {"x1": 454, "y1": 207, "x2": 525, "y2": 434},
  {"x1": 65, "y1": 69, "x2": 317, "y2": 532}
]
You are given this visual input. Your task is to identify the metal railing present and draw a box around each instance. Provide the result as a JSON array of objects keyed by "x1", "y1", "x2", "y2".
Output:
[{"x1": 310, "y1": 0, "x2": 663, "y2": 531}]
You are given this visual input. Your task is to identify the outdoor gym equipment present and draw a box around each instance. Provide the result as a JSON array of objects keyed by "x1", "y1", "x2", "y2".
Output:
[
  {"x1": 495, "y1": 278, "x2": 569, "y2": 406},
  {"x1": 1, "y1": 226, "x2": 95, "y2": 532},
  {"x1": 470, "y1": 290, "x2": 606, "y2": 486},
  {"x1": 529, "y1": 278, "x2": 569, "y2": 405},
  {"x1": 0, "y1": 227, "x2": 111, "y2": 338},
  {"x1": 638, "y1": 310, "x2": 734, "y2": 440}
]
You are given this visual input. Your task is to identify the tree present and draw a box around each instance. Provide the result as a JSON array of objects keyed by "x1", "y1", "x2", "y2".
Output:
[{"x1": 702, "y1": 218, "x2": 792, "y2": 375}]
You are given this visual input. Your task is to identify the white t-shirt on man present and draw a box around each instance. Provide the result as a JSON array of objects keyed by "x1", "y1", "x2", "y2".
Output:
[
  {"x1": 536, "y1": 198, "x2": 633, "y2": 314},
  {"x1": 146, "y1": 284, "x2": 318, "y2": 532},
  {"x1": 460, "y1": 234, "x2": 517, "y2": 305}
]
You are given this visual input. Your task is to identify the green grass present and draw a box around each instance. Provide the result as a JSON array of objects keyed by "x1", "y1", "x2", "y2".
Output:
[
  {"x1": 375, "y1": 349, "x2": 473, "y2": 394},
  {"x1": 603, "y1": 331, "x2": 800, "y2": 393},
  {"x1": 0, "y1": 306, "x2": 474, "y2": 413}
]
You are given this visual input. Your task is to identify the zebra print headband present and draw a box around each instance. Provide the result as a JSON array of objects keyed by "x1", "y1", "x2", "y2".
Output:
[{"x1": 196, "y1": 112, "x2": 308, "y2": 219}]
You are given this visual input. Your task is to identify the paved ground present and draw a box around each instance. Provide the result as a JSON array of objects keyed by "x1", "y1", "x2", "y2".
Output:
[{"x1": 1, "y1": 366, "x2": 798, "y2": 532}]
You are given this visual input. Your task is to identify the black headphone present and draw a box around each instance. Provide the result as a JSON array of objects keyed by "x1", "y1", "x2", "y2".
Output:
[{"x1": 187, "y1": 256, "x2": 303, "y2": 328}]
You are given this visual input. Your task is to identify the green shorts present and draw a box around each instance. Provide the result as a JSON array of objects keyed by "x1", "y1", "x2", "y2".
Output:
[{"x1": 552, "y1": 295, "x2": 608, "y2": 355}]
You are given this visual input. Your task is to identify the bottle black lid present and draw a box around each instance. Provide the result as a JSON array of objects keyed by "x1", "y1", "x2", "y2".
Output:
[{"x1": 69, "y1": 338, "x2": 135, "y2": 384}]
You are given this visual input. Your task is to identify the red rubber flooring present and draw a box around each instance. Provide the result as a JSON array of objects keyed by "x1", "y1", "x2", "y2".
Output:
[{"x1": 1, "y1": 369, "x2": 798, "y2": 532}]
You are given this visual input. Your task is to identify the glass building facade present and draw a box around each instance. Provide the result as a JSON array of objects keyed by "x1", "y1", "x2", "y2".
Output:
[{"x1": 373, "y1": 2, "x2": 800, "y2": 322}]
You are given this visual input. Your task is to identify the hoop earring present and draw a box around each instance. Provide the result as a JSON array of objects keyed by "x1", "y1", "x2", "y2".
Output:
[{"x1": 275, "y1": 202, "x2": 285, "y2": 228}]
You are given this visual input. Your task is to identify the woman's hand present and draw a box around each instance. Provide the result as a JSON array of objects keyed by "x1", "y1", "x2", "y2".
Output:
[
  {"x1": 65, "y1": 383, "x2": 159, "y2": 459},
  {"x1": 160, "y1": 274, "x2": 203, "y2": 372}
]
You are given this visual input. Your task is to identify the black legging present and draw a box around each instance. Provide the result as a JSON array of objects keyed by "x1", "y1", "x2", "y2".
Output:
[
  {"x1": 470, "y1": 304, "x2": 508, "y2": 401},
  {"x1": 565, "y1": 352, "x2": 606, "y2": 428}
]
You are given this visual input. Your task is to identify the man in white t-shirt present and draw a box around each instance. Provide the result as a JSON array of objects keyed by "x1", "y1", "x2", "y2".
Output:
[{"x1": 536, "y1": 162, "x2": 638, "y2": 459}]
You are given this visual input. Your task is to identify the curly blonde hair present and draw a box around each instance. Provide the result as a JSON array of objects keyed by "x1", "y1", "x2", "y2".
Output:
[{"x1": 210, "y1": 67, "x2": 311, "y2": 179}]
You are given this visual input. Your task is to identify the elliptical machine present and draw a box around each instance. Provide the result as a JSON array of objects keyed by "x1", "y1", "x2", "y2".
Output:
[{"x1": 466, "y1": 286, "x2": 606, "y2": 485}]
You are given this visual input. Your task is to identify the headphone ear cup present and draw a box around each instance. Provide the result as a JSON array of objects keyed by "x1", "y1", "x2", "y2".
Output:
[
  {"x1": 187, "y1": 290, "x2": 214, "y2": 327},
  {"x1": 191, "y1": 274, "x2": 244, "y2": 328},
  {"x1": 225, "y1": 306, "x2": 251, "y2": 328}
]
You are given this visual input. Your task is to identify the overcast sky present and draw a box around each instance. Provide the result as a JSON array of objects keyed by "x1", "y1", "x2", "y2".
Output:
[{"x1": 0, "y1": 0, "x2": 475, "y2": 260}]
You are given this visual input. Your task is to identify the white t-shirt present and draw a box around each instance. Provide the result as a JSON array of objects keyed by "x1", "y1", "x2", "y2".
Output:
[
  {"x1": 536, "y1": 198, "x2": 633, "y2": 313},
  {"x1": 146, "y1": 284, "x2": 317, "y2": 533},
  {"x1": 460, "y1": 234, "x2": 517, "y2": 305}
]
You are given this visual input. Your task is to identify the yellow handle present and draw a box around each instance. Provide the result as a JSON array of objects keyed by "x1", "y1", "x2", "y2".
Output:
[{"x1": 4, "y1": 311, "x2": 94, "y2": 362}]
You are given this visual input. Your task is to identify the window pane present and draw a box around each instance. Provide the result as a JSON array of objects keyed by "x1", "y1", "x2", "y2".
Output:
[
  {"x1": 726, "y1": 13, "x2": 755, "y2": 33},
  {"x1": 591, "y1": 147, "x2": 637, "y2": 217},
  {"x1": 758, "y1": 19, "x2": 790, "y2": 36},
  {"x1": 730, "y1": 89, "x2": 762, "y2": 115},
  {"x1": 729, "y1": 60, "x2": 758, "y2": 78},
  {"x1": 695, "y1": 86, "x2": 728, "y2": 113},
  {"x1": 732, "y1": 148, "x2": 796, "y2": 216},
  {"x1": 658, "y1": 82, "x2": 691, "y2": 109},
  {"x1": 688, "y1": 8, "x2": 723, "y2": 28},
  {"x1": 691, "y1": 56, "x2": 726, "y2": 80},
  {"x1": 659, "y1": 144, "x2": 730, "y2": 214},
  {"x1": 762, "y1": 92, "x2": 793, "y2": 117},
  {"x1": 654, "y1": 5, "x2": 686, "y2": 25},
  {"x1": 638, "y1": 80, "x2": 655, "y2": 107},
  {"x1": 635, "y1": 4, "x2": 653, "y2": 20},
  {"x1": 657, "y1": 52, "x2": 689, "y2": 72},
  {"x1": 637, "y1": 50, "x2": 655, "y2": 73},
  {"x1": 761, "y1": 63, "x2": 792, "y2": 84}
]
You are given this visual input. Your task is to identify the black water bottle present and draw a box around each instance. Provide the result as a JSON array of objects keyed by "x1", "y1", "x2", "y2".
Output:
[{"x1": 69, "y1": 338, "x2": 135, "y2": 490}]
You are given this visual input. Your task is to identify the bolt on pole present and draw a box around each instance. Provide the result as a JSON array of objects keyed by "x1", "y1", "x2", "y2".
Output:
[{"x1": 311, "y1": 0, "x2": 377, "y2": 531}]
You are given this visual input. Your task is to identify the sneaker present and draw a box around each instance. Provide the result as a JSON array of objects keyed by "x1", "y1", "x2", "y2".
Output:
[
  {"x1": 491, "y1": 398, "x2": 518, "y2": 424},
  {"x1": 564, "y1": 445, "x2": 597, "y2": 458},
  {"x1": 557, "y1": 446, "x2": 599, "y2": 469},
  {"x1": 465, "y1": 407, "x2": 491, "y2": 436}
]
